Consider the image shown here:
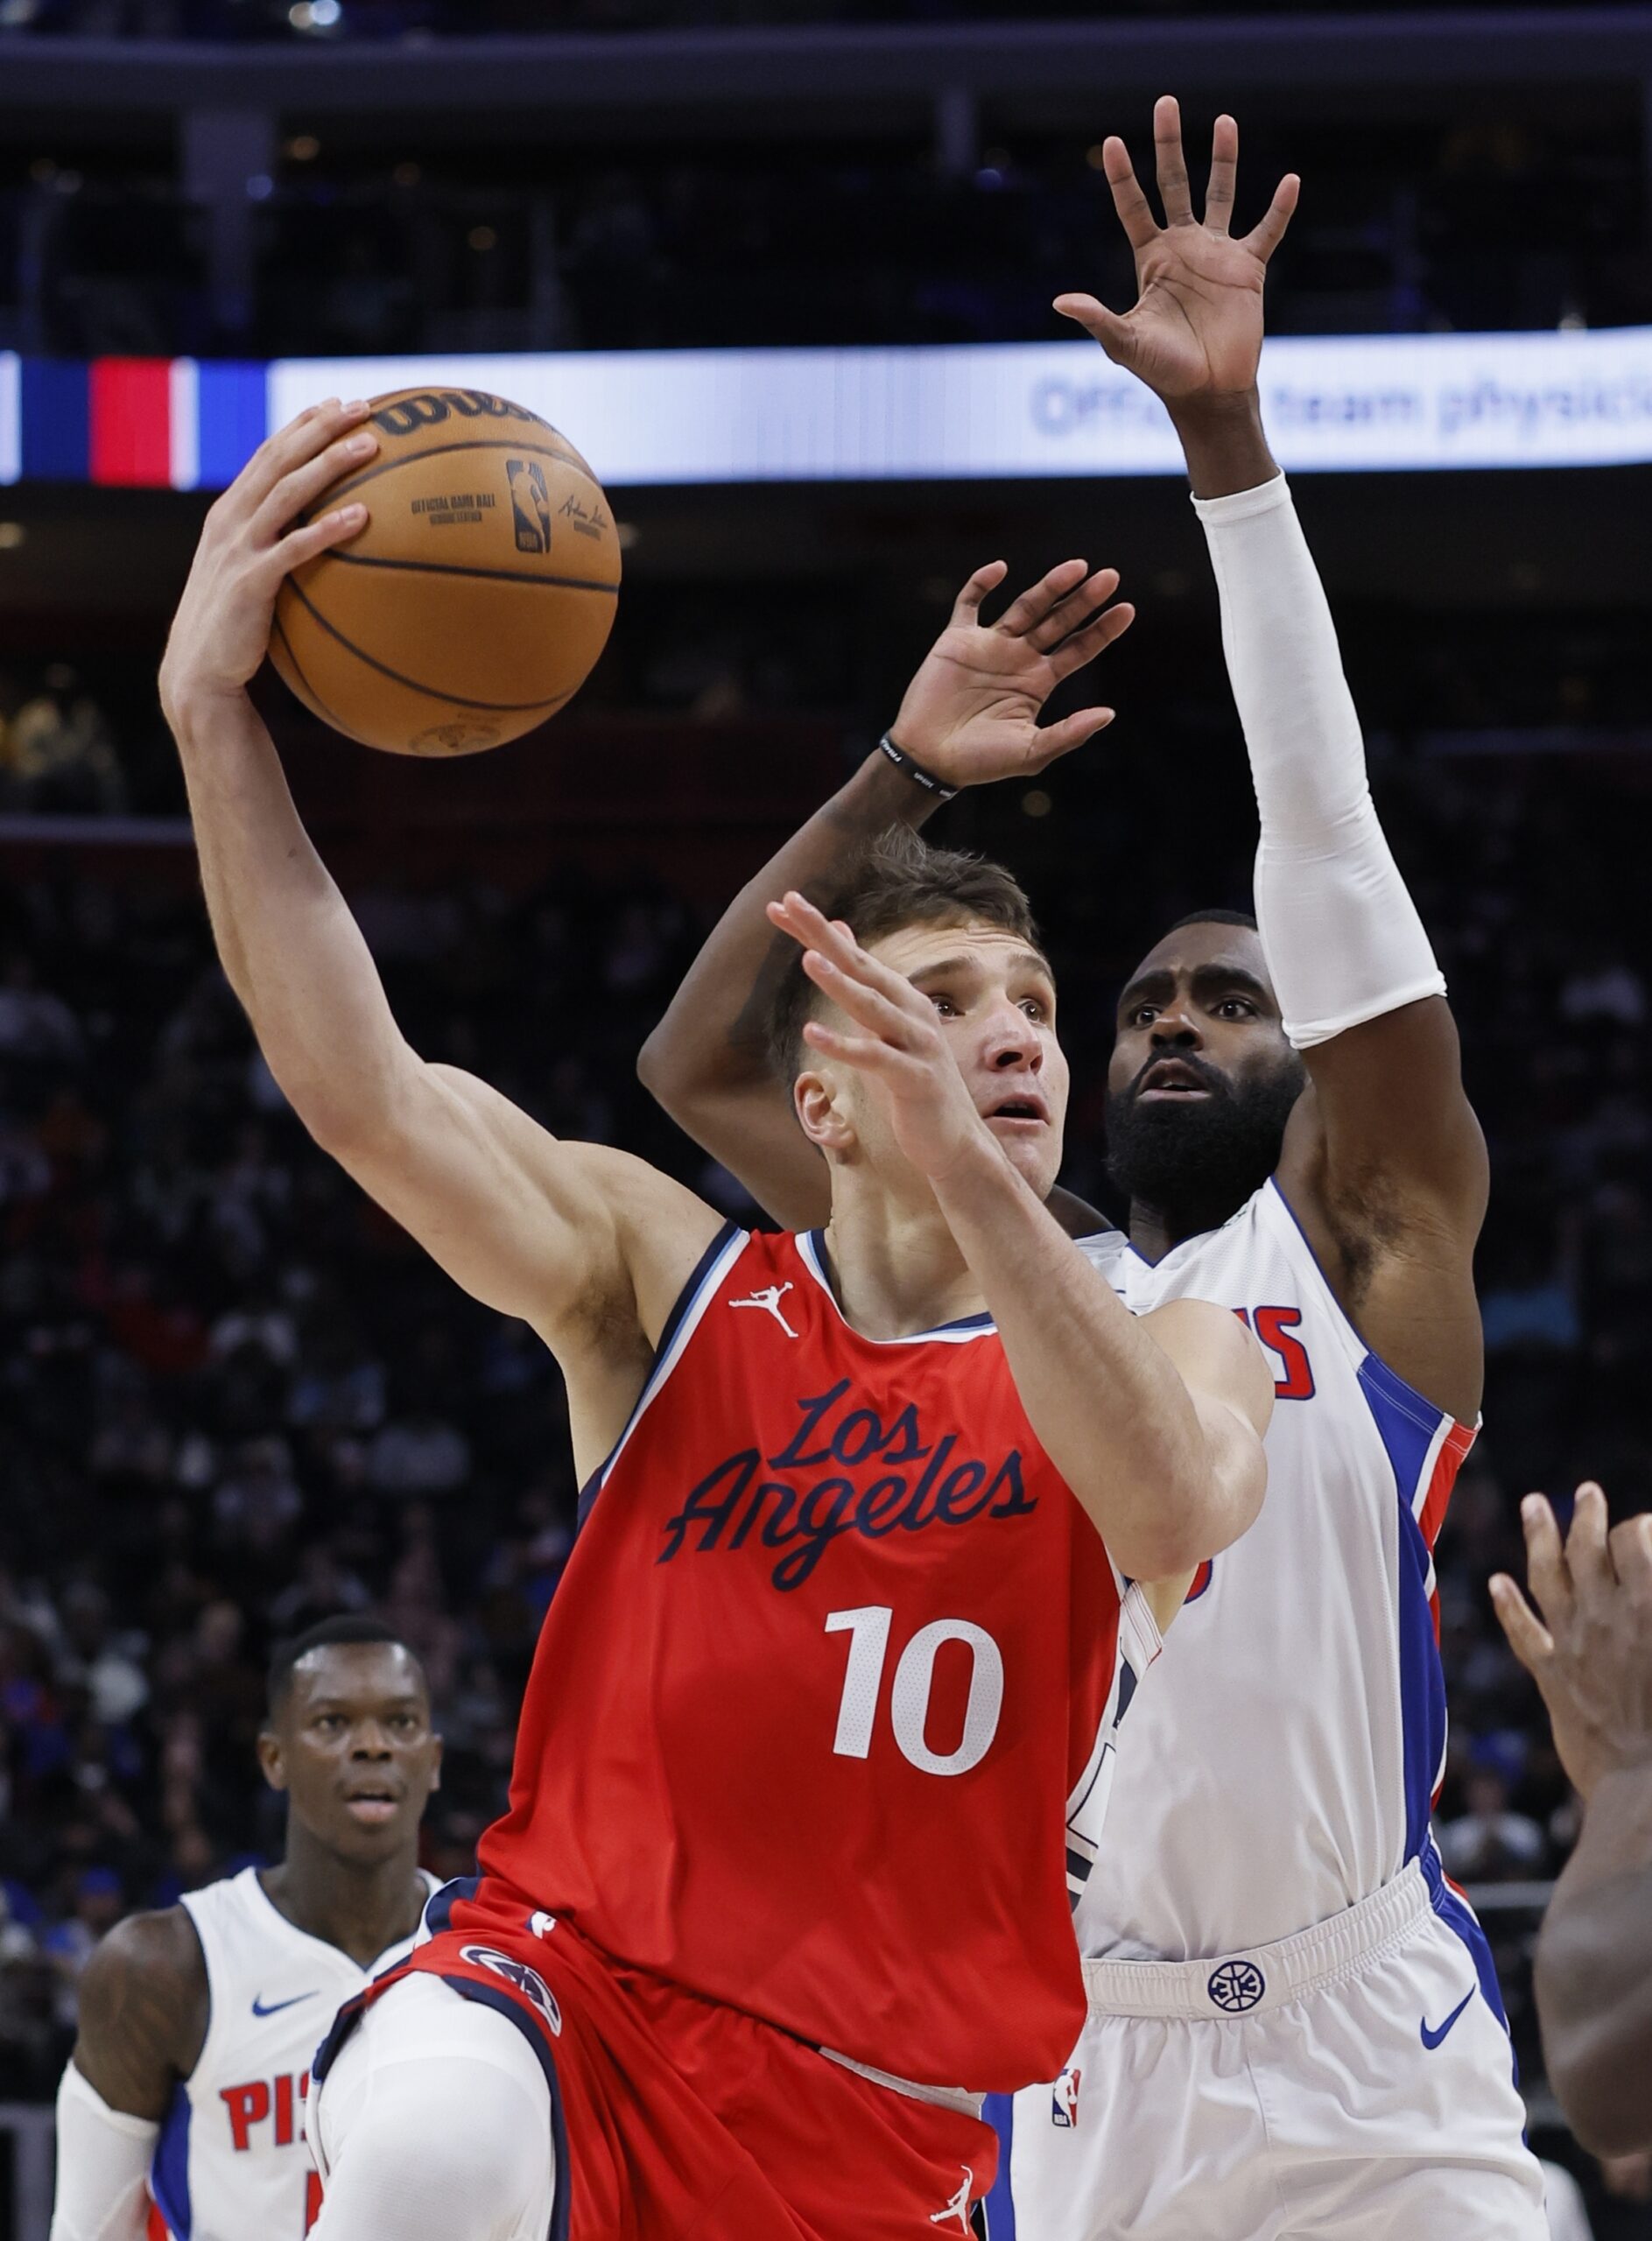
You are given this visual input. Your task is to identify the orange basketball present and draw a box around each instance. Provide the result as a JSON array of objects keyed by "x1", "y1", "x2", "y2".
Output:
[{"x1": 268, "y1": 388, "x2": 621, "y2": 756}]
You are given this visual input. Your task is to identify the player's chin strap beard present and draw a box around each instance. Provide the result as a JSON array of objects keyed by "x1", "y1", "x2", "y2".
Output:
[{"x1": 1104, "y1": 1060, "x2": 1305, "y2": 1242}]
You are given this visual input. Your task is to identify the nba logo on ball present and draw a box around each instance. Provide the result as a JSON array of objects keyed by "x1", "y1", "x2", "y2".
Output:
[
  {"x1": 1051, "y1": 2064, "x2": 1082, "y2": 2128},
  {"x1": 506, "y1": 458, "x2": 552, "y2": 554},
  {"x1": 459, "y1": 1944, "x2": 562, "y2": 2034}
]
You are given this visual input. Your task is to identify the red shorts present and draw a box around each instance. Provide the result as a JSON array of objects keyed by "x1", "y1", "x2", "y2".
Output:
[{"x1": 314, "y1": 1876, "x2": 995, "y2": 2241}]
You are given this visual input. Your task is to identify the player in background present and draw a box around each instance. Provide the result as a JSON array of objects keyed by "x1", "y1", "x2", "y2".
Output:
[
  {"x1": 50, "y1": 1616, "x2": 442, "y2": 2241},
  {"x1": 1494, "y1": 1483, "x2": 1652, "y2": 2158},
  {"x1": 147, "y1": 401, "x2": 1269, "y2": 2239},
  {"x1": 639, "y1": 96, "x2": 1549, "y2": 2240}
]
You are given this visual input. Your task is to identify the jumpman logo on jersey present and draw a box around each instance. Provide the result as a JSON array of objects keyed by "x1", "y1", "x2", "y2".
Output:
[
  {"x1": 729, "y1": 1282, "x2": 798, "y2": 1338},
  {"x1": 929, "y1": 2166, "x2": 974, "y2": 2230}
]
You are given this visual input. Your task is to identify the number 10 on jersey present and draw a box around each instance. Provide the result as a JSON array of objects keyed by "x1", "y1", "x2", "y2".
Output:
[{"x1": 826, "y1": 1607, "x2": 1004, "y2": 1777}]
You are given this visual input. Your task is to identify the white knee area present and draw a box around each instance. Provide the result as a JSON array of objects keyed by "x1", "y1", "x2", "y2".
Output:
[{"x1": 310, "y1": 1975, "x2": 555, "y2": 2241}]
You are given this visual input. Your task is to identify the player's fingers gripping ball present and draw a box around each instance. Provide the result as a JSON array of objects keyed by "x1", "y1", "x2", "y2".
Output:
[{"x1": 268, "y1": 388, "x2": 622, "y2": 756}]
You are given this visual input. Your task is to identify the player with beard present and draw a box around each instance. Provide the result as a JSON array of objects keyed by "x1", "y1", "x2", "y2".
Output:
[
  {"x1": 50, "y1": 1617, "x2": 441, "y2": 2241},
  {"x1": 639, "y1": 95, "x2": 1548, "y2": 2241}
]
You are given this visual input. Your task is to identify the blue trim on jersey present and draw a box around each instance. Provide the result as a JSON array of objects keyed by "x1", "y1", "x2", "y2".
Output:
[
  {"x1": 151, "y1": 2083, "x2": 192, "y2": 2240},
  {"x1": 435, "y1": 1976, "x2": 572, "y2": 2241},
  {"x1": 982, "y1": 2093, "x2": 1016, "y2": 2241},
  {"x1": 576, "y1": 1219, "x2": 744, "y2": 1526},
  {"x1": 1356, "y1": 1352, "x2": 1450, "y2": 1865},
  {"x1": 424, "y1": 1873, "x2": 482, "y2": 1941}
]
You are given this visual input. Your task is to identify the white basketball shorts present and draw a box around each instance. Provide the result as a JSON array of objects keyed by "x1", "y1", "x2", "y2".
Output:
[{"x1": 988, "y1": 1854, "x2": 1549, "y2": 2241}]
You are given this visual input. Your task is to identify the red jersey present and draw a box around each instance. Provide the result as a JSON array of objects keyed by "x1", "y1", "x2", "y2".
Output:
[{"x1": 479, "y1": 1225, "x2": 1159, "y2": 2091}]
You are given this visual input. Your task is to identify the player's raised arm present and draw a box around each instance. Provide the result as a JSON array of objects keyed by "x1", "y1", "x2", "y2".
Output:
[
  {"x1": 770, "y1": 890, "x2": 1271, "y2": 1585},
  {"x1": 160, "y1": 406, "x2": 719, "y2": 1383},
  {"x1": 50, "y1": 1911, "x2": 205, "y2": 2241},
  {"x1": 1060, "y1": 98, "x2": 1487, "y2": 1422},
  {"x1": 637, "y1": 559, "x2": 1132, "y2": 1231}
]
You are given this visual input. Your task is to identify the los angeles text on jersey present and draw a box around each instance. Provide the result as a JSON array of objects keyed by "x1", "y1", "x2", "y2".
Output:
[{"x1": 657, "y1": 1376, "x2": 1037, "y2": 1591}]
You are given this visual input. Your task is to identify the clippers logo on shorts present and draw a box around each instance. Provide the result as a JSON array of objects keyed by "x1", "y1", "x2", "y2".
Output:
[
  {"x1": 657, "y1": 1376, "x2": 1037, "y2": 1592},
  {"x1": 506, "y1": 459, "x2": 552, "y2": 553},
  {"x1": 1051, "y1": 2064, "x2": 1082, "y2": 2128},
  {"x1": 459, "y1": 1944, "x2": 562, "y2": 2034},
  {"x1": 1207, "y1": 1959, "x2": 1266, "y2": 2013}
]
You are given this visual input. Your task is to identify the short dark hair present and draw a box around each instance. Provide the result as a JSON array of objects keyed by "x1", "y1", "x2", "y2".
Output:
[
  {"x1": 1166, "y1": 907, "x2": 1258, "y2": 934},
  {"x1": 765, "y1": 828, "x2": 1043, "y2": 1080},
  {"x1": 265, "y1": 1615, "x2": 426, "y2": 1720}
]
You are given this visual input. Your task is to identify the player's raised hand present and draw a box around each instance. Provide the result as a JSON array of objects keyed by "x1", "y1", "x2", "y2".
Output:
[
  {"x1": 1056, "y1": 97, "x2": 1298, "y2": 406},
  {"x1": 160, "y1": 400, "x2": 376, "y2": 717},
  {"x1": 767, "y1": 890, "x2": 994, "y2": 1184},
  {"x1": 888, "y1": 558, "x2": 1134, "y2": 789},
  {"x1": 1490, "y1": 1483, "x2": 1652, "y2": 1802}
]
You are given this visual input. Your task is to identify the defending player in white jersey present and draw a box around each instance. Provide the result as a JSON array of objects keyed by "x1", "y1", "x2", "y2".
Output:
[
  {"x1": 638, "y1": 97, "x2": 1548, "y2": 2240},
  {"x1": 50, "y1": 1617, "x2": 442, "y2": 2241}
]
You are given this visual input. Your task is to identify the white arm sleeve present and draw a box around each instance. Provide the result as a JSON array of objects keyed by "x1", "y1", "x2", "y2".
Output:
[
  {"x1": 49, "y1": 2062, "x2": 158, "y2": 2241},
  {"x1": 1192, "y1": 473, "x2": 1446, "y2": 1050}
]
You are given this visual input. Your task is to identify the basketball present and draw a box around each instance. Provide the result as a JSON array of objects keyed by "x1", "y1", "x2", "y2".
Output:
[{"x1": 267, "y1": 387, "x2": 622, "y2": 756}]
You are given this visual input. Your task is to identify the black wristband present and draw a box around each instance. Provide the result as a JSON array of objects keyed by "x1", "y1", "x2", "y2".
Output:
[{"x1": 877, "y1": 734, "x2": 957, "y2": 802}]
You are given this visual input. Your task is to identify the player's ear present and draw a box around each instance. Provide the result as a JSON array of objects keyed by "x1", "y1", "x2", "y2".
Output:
[
  {"x1": 257, "y1": 1727, "x2": 290, "y2": 1795},
  {"x1": 794, "y1": 1067, "x2": 854, "y2": 1156}
]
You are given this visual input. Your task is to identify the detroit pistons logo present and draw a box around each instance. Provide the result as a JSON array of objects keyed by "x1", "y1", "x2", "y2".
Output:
[
  {"x1": 1051, "y1": 2063, "x2": 1082, "y2": 2128},
  {"x1": 459, "y1": 1945, "x2": 562, "y2": 2034},
  {"x1": 1207, "y1": 1959, "x2": 1266, "y2": 2013}
]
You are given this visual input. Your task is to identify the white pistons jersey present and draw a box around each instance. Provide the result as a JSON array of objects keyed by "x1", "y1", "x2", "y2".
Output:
[
  {"x1": 147, "y1": 1866, "x2": 434, "y2": 2241},
  {"x1": 1073, "y1": 1179, "x2": 1474, "y2": 1961}
]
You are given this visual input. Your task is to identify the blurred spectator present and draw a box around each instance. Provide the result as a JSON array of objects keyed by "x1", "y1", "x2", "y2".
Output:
[
  {"x1": 1437, "y1": 1750, "x2": 1549, "y2": 1883},
  {"x1": 0, "y1": 667, "x2": 126, "y2": 816}
]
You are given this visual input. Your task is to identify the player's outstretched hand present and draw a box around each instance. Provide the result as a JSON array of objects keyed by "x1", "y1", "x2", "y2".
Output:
[
  {"x1": 766, "y1": 889, "x2": 993, "y2": 1184},
  {"x1": 888, "y1": 558, "x2": 1135, "y2": 789},
  {"x1": 1056, "y1": 96, "x2": 1298, "y2": 407},
  {"x1": 159, "y1": 400, "x2": 377, "y2": 719},
  {"x1": 1491, "y1": 1482, "x2": 1652, "y2": 1802}
]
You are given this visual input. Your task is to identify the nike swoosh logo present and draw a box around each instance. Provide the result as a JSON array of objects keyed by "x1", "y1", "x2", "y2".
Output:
[
  {"x1": 1419, "y1": 1990, "x2": 1474, "y2": 2049},
  {"x1": 251, "y1": 1991, "x2": 320, "y2": 2018}
]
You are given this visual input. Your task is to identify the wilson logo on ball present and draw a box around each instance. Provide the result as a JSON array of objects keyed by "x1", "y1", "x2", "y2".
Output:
[{"x1": 371, "y1": 390, "x2": 552, "y2": 438}]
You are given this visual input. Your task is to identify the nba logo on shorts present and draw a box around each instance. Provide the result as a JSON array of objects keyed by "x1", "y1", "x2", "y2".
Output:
[
  {"x1": 459, "y1": 1943, "x2": 562, "y2": 2034},
  {"x1": 1051, "y1": 2064, "x2": 1082, "y2": 2128}
]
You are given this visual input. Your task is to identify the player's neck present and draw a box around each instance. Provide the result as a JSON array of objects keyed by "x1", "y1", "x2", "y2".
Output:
[
  {"x1": 1126, "y1": 1197, "x2": 1220, "y2": 1262},
  {"x1": 822, "y1": 1184, "x2": 983, "y2": 1339},
  {"x1": 260, "y1": 1835, "x2": 425, "y2": 1971}
]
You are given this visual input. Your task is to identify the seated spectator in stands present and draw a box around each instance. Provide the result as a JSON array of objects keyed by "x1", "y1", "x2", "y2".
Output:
[
  {"x1": 1493, "y1": 1484, "x2": 1652, "y2": 2155},
  {"x1": 366, "y1": 1398, "x2": 471, "y2": 1497},
  {"x1": 1437, "y1": 1741, "x2": 1549, "y2": 1882}
]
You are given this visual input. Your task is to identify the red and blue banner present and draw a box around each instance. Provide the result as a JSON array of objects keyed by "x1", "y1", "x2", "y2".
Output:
[
  {"x1": 6, "y1": 357, "x2": 266, "y2": 491},
  {"x1": 5, "y1": 327, "x2": 1652, "y2": 490}
]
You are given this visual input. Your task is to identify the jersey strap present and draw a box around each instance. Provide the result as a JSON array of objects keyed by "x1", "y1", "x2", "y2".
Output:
[
  {"x1": 1356, "y1": 1351, "x2": 1478, "y2": 1865},
  {"x1": 578, "y1": 1219, "x2": 748, "y2": 1523}
]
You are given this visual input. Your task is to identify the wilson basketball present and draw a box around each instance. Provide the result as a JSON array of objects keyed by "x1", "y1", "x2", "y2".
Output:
[{"x1": 268, "y1": 387, "x2": 621, "y2": 756}]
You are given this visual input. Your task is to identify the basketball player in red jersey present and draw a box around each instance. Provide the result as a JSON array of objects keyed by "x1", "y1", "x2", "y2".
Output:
[{"x1": 157, "y1": 404, "x2": 1271, "y2": 2239}]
